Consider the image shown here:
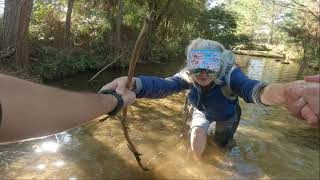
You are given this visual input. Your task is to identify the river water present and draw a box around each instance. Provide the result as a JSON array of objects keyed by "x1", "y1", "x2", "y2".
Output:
[{"x1": 0, "y1": 55, "x2": 319, "y2": 179}]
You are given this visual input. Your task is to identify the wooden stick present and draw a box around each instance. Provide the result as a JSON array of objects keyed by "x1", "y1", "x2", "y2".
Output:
[
  {"x1": 121, "y1": 11, "x2": 155, "y2": 171},
  {"x1": 88, "y1": 50, "x2": 127, "y2": 81},
  {"x1": 145, "y1": 152, "x2": 163, "y2": 169}
]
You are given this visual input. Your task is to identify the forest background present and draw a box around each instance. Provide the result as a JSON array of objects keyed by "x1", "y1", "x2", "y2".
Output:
[{"x1": 0, "y1": 0, "x2": 319, "y2": 81}]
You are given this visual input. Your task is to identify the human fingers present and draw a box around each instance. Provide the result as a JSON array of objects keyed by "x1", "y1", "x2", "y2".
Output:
[
  {"x1": 99, "y1": 79, "x2": 118, "y2": 92},
  {"x1": 99, "y1": 76, "x2": 131, "y2": 94},
  {"x1": 115, "y1": 77, "x2": 136, "y2": 95},
  {"x1": 301, "y1": 105, "x2": 319, "y2": 128},
  {"x1": 285, "y1": 81, "x2": 305, "y2": 117},
  {"x1": 122, "y1": 89, "x2": 136, "y2": 107},
  {"x1": 302, "y1": 84, "x2": 320, "y2": 116},
  {"x1": 285, "y1": 80, "x2": 305, "y2": 98},
  {"x1": 114, "y1": 77, "x2": 129, "y2": 95},
  {"x1": 304, "y1": 74, "x2": 320, "y2": 83},
  {"x1": 288, "y1": 97, "x2": 306, "y2": 118}
]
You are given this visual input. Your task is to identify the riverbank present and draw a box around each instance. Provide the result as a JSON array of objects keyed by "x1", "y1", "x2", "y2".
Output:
[
  {"x1": 0, "y1": 67, "x2": 42, "y2": 83},
  {"x1": 233, "y1": 49, "x2": 284, "y2": 59},
  {"x1": 233, "y1": 50, "x2": 319, "y2": 71},
  {"x1": 1, "y1": 49, "x2": 317, "y2": 84}
]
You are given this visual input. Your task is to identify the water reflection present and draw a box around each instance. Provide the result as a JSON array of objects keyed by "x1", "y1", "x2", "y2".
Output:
[
  {"x1": 247, "y1": 58, "x2": 265, "y2": 80},
  {"x1": 69, "y1": 176, "x2": 77, "y2": 180},
  {"x1": 34, "y1": 141, "x2": 59, "y2": 153},
  {"x1": 0, "y1": 55, "x2": 319, "y2": 179},
  {"x1": 35, "y1": 164, "x2": 46, "y2": 171},
  {"x1": 53, "y1": 160, "x2": 64, "y2": 167}
]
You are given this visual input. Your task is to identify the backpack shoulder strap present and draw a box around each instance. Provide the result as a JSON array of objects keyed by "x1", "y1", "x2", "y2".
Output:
[
  {"x1": 221, "y1": 65, "x2": 237, "y2": 100},
  {"x1": 214, "y1": 50, "x2": 238, "y2": 100}
]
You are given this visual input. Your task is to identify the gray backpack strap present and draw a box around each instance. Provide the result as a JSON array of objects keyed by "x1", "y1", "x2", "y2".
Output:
[
  {"x1": 214, "y1": 50, "x2": 238, "y2": 100},
  {"x1": 221, "y1": 65, "x2": 237, "y2": 100},
  {"x1": 216, "y1": 50, "x2": 235, "y2": 81}
]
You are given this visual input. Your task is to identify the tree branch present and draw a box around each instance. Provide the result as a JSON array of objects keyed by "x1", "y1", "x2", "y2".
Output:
[
  {"x1": 88, "y1": 50, "x2": 127, "y2": 81},
  {"x1": 270, "y1": 0, "x2": 318, "y2": 18},
  {"x1": 121, "y1": 11, "x2": 155, "y2": 171}
]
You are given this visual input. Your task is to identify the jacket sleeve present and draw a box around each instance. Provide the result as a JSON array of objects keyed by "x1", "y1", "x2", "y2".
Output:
[
  {"x1": 230, "y1": 68, "x2": 268, "y2": 104},
  {"x1": 135, "y1": 73, "x2": 189, "y2": 99}
]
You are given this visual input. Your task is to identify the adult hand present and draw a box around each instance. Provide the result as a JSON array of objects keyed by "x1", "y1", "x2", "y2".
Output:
[
  {"x1": 285, "y1": 75, "x2": 319, "y2": 127},
  {"x1": 300, "y1": 75, "x2": 320, "y2": 126},
  {"x1": 285, "y1": 80, "x2": 308, "y2": 118},
  {"x1": 100, "y1": 76, "x2": 137, "y2": 107},
  {"x1": 305, "y1": 74, "x2": 320, "y2": 83}
]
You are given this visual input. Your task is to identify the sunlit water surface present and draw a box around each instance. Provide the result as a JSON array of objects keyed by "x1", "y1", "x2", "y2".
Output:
[{"x1": 0, "y1": 55, "x2": 319, "y2": 179}]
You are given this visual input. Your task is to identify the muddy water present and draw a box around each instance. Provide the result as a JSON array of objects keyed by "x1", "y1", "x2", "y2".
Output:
[{"x1": 0, "y1": 55, "x2": 319, "y2": 179}]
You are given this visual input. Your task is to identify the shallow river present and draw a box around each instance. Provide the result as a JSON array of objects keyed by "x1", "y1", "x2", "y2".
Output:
[{"x1": 0, "y1": 55, "x2": 319, "y2": 179}]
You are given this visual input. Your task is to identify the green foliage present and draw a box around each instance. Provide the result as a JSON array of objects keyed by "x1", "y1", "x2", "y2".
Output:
[
  {"x1": 277, "y1": 0, "x2": 319, "y2": 65},
  {"x1": 196, "y1": 5, "x2": 246, "y2": 48},
  {"x1": 225, "y1": 0, "x2": 266, "y2": 36},
  {"x1": 199, "y1": 6, "x2": 237, "y2": 35},
  {"x1": 235, "y1": 43, "x2": 270, "y2": 51},
  {"x1": 30, "y1": 0, "x2": 65, "y2": 48},
  {"x1": 27, "y1": 0, "x2": 256, "y2": 80},
  {"x1": 31, "y1": 47, "x2": 105, "y2": 80},
  {"x1": 124, "y1": 1, "x2": 145, "y2": 29},
  {"x1": 0, "y1": 16, "x2": 3, "y2": 48},
  {"x1": 223, "y1": 0, "x2": 319, "y2": 65},
  {"x1": 149, "y1": 39, "x2": 185, "y2": 63}
]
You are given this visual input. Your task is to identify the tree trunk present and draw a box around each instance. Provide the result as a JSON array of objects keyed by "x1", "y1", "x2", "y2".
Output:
[
  {"x1": 15, "y1": 0, "x2": 33, "y2": 67},
  {"x1": 114, "y1": 0, "x2": 124, "y2": 48},
  {"x1": 1, "y1": 0, "x2": 20, "y2": 51},
  {"x1": 64, "y1": 0, "x2": 74, "y2": 48},
  {"x1": 317, "y1": 0, "x2": 320, "y2": 67},
  {"x1": 105, "y1": 0, "x2": 116, "y2": 46}
]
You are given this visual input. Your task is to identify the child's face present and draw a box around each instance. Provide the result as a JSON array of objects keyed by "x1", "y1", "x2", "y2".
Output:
[{"x1": 192, "y1": 70, "x2": 215, "y2": 86}]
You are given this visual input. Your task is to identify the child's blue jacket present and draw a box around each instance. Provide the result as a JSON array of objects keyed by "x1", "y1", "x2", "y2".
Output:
[{"x1": 136, "y1": 67, "x2": 266, "y2": 122}]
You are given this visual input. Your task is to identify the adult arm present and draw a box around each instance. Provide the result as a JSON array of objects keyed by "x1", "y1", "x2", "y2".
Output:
[
  {"x1": 0, "y1": 74, "x2": 135, "y2": 143},
  {"x1": 230, "y1": 69, "x2": 319, "y2": 126}
]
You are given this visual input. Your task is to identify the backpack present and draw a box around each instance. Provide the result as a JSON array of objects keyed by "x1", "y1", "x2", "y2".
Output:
[{"x1": 214, "y1": 50, "x2": 238, "y2": 100}]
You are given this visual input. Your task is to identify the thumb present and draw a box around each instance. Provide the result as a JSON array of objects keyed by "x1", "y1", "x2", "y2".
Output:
[
  {"x1": 115, "y1": 77, "x2": 128, "y2": 95},
  {"x1": 304, "y1": 75, "x2": 320, "y2": 83},
  {"x1": 100, "y1": 80, "x2": 117, "y2": 92}
]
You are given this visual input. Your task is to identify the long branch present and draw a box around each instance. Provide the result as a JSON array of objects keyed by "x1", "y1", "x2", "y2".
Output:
[
  {"x1": 291, "y1": 0, "x2": 318, "y2": 17},
  {"x1": 121, "y1": 11, "x2": 155, "y2": 171},
  {"x1": 270, "y1": 0, "x2": 318, "y2": 18},
  {"x1": 88, "y1": 50, "x2": 127, "y2": 81}
]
